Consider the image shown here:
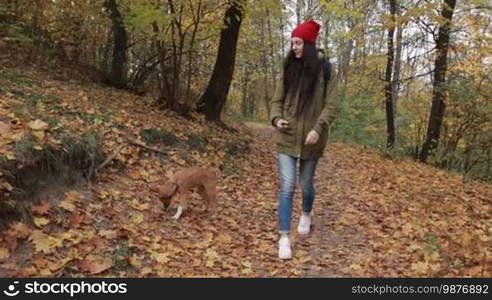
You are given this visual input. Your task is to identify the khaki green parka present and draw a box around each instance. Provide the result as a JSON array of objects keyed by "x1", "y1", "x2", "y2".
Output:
[{"x1": 269, "y1": 66, "x2": 340, "y2": 160}]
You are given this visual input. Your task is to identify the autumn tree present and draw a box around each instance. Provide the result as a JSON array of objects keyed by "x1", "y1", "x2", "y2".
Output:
[
  {"x1": 197, "y1": 0, "x2": 244, "y2": 122},
  {"x1": 419, "y1": 0, "x2": 457, "y2": 162},
  {"x1": 104, "y1": 0, "x2": 128, "y2": 89}
]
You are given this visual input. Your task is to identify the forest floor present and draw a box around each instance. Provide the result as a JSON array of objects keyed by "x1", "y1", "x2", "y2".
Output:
[{"x1": 0, "y1": 62, "x2": 490, "y2": 277}]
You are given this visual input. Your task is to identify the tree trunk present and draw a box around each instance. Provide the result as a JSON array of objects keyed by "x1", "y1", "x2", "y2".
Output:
[
  {"x1": 197, "y1": 0, "x2": 243, "y2": 122},
  {"x1": 105, "y1": 0, "x2": 128, "y2": 89},
  {"x1": 392, "y1": 1, "x2": 403, "y2": 115},
  {"x1": 419, "y1": 0, "x2": 456, "y2": 162},
  {"x1": 385, "y1": 0, "x2": 396, "y2": 148},
  {"x1": 296, "y1": 0, "x2": 303, "y2": 26},
  {"x1": 186, "y1": 0, "x2": 202, "y2": 102},
  {"x1": 241, "y1": 65, "x2": 250, "y2": 118}
]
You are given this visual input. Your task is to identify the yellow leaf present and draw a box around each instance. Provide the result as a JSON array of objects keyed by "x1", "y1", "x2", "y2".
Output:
[
  {"x1": 241, "y1": 261, "x2": 253, "y2": 275},
  {"x1": 411, "y1": 261, "x2": 429, "y2": 275},
  {"x1": 33, "y1": 217, "x2": 50, "y2": 228},
  {"x1": 130, "y1": 199, "x2": 149, "y2": 211},
  {"x1": 192, "y1": 258, "x2": 201, "y2": 267},
  {"x1": 32, "y1": 131, "x2": 45, "y2": 140},
  {"x1": 129, "y1": 255, "x2": 142, "y2": 268},
  {"x1": 241, "y1": 266, "x2": 252, "y2": 275},
  {"x1": 0, "y1": 248, "x2": 9, "y2": 261},
  {"x1": 131, "y1": 213, "x2": 144, "y2": 224},
  {"x1": 141, "y1": 267, "x2": 153, "y2": 276},
  {"x1": 217, "y1": 233, "x2": 232, "y2": 244},
  {"x1": 205, "y1": 259, "x2": 215, "y2": 268},
  {"x1": 65, "y1": 190, "x2": 82, "y2": 202},
  {"x1": 39, "y1": 268, "x2": 53, "y2": 276},
  {"x1": 99, "y1": 230, "x2": 118, "y2": 239},
  {"x1": 59, "y1": 200, "x2": 76, "y2": 212},
  {"x1": 28, "y1": 119, "x2": 49, "y2": 131},
  {"x1": 29, "y1": 230, "x2": 55, "y2": 253},
  {"x1": 151, "y1": 252, "x2": 170, "y2": 264}
]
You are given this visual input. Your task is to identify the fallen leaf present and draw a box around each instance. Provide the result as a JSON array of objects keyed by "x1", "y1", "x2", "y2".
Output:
[
  {"x1": 31, "y1": 203, "x2": 52, "y2": 215},
  {"x1": 411, "y1": 261, "x2": 429, "y2": 275},
  {"x1": 29, "y1": 230, "x2": 55, "y2": 253},
  {"x1": 32, "y1": 131, "x2": 45, "y2": 140},
  {"x1": 10, "y1": 222, "x2": 31, "y2": 238},
  {"x1": 78, "y1": 256, "x2": 112, "y2": 275},
  {"x1": 131, "y1": 213, "x2": 144, "y2": 224},
  {"x1": 130, "y1": 199, "x2": 149, "y2": 211},
  {"x1": 32, "y1": 254, "x2": 48, "y2": 269},
  {"x1": 68, "y1": 213, "x2": 84, "y2": 228},
  {"x1": 129, "y1": 255, "x2": 142, "y2": 268},
  {"x1": 99, "y1": 230, "x2": 118, "y2": 239},
  {"x1": 151, "y1": 252, "x2": 170, "y2": 264},
  {"x1": 217, "y1": 233, "x2": 232, "y2": 244},
  {"x1": 28, "y1": 119, "x2": 49, "y2": 131},
  {"x1": 141, "y1": 267, "x2": 153, "y2": 276},
  {"x1": 65, "y1": 190, "x2": 82, "y2": 202},
  {"x1": 59, "y1": 200, "x2": 76, "y2": 212},
  {"x1": 0, "y1": 121, "x2": 9, "y2": 135},
  {"x1": 39, "y1": 268, "x2": 53, "y2": 276},
  {"x1": 0, "y1": 248, "x2": 9, "y2": 262},
  {"x1": 33, "y1": 217, "x2": 50, "y2": 228}
]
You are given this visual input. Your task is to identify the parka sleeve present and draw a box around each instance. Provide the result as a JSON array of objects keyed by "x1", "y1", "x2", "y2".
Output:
[
  {"x1": 313, "y1": 70, "x2": 341, "y2": 134},
  {"x1": 269, "y1": 70, "x2": 285, "y2": 126}
]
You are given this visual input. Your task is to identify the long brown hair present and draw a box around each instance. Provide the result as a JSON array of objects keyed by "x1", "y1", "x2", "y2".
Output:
[{"x1": 283, "y1": 41, "x2": 321, "y2": 116}]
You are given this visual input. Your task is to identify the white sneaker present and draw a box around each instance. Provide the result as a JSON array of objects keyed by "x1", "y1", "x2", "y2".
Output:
[
  {"x1": 278, "y1": 235, "x2": 292, "y2": 259},
  {"x1": 297, "y1": 213, "x2": 311, "y2": 235}
]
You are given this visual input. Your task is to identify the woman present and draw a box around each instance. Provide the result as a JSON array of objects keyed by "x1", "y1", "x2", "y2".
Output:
[{"x1": 270, "y1": 20, "x2": 339, "y2": 259}]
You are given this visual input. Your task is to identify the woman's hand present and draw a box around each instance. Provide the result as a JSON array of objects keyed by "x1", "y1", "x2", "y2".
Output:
[
  {"x1": 276, "y1": 118, "x2": 289, "y2": 128},
  {"x1": 305, "y1": 130, "x2": 320, "y2": 145}
]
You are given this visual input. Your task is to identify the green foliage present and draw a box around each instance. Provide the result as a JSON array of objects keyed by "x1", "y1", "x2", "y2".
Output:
[
  {"x1": 112, "y1": 243, "x2": 132, "y2": 271},
  {"x1": 0, "y1": 22, "x2": 34, "y2": 44},
  {"x1": 330, "y1": 92, "x2": 386, "y2": 148},
  {"x1": 185, "y1": 133, "x2": 208, "y2": 152},
  {"x1": 225, "y1": 140, "x2": 250, "y2": 157},
  {"x1": 125, "y1": 2, "x2": 171, "y2": 39},
  {"x1": 139, "y1": 128, "x2": 181, "y2": 146}
]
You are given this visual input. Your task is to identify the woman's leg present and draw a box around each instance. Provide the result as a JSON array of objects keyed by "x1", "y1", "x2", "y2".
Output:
[
  {"x1": 299, "y1": 158, "x2": 319, "y2": 213},
  {"x1": 277, "y1": 153, "x2": 298, "y2": 233}
]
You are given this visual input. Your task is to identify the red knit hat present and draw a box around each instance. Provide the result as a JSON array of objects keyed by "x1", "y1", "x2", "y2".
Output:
[{"x1": 291, "y1": 20, "x2": 321, "y2": 44}]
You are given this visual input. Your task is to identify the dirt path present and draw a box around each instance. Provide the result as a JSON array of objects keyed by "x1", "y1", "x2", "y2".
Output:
[
  {"x1": 245, "y1": 123, "x2": 491, "y2": 278},
  {"x1": 246, "y1": 123, "x2": 372, "y2": 277}
]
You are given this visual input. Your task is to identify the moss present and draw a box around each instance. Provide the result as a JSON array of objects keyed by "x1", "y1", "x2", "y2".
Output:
[
  {"x1": 186, "y1": 133, "x2": 208, "y2": 152},
  {"x1": 139, "y1": 128, "x2": 180, "y2": 146},
  {"x1": 225, "y1": 140, "x2": 250, "y2": 157}
]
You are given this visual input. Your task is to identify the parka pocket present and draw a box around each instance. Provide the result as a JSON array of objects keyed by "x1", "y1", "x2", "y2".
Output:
[{"x1": 273, "y1": 125, "x2": 295, "y2": 148}]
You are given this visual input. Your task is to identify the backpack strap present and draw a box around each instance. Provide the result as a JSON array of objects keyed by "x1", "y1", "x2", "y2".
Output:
[{"x1": 322, "y1": 61, "x2": 332, "y2": 97}]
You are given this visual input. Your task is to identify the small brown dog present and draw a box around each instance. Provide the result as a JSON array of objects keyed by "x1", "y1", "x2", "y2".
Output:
[{"x1": 151, "y1": 166, "x2": 217, "y2": 220}]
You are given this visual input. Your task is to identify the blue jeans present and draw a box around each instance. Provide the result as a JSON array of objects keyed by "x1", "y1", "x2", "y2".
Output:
[{"x1": 277, "y1": 153, "x2": 319, "y2": 233}]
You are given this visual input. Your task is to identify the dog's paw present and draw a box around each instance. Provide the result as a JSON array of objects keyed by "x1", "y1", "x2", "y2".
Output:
[{"x1": 171, "y1": 206, "x2": 183, "y2": 220}]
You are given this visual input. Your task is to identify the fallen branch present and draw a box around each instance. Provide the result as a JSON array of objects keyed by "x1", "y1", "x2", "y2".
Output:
[
  {"x1": 127, "y1": 138, "x2": 168, "y2": 155},
  {"x1": 94, "y1": 138, "x2": 169, "y2": 173},
  {"x1": 95, "y1": 144, "x2": 126, "y2": 172}
]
